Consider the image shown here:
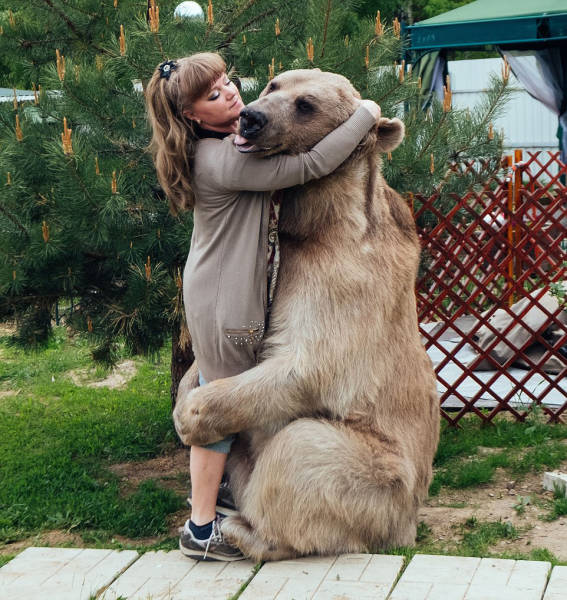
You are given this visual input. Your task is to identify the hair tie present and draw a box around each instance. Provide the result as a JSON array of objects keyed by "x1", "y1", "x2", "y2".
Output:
[{"x1": 158, "y1": 60, "x2": 177, "y2": 80}]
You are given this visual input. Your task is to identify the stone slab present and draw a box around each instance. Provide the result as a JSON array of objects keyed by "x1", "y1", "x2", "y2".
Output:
[
  {"x1": 389, "y1": 581, "x2": 470, "y2": 600},
  {"x1": 543, "y1": 472, "x2": 567, "y2": 497},
  {"x1": 240, "y1": 553, "x2": 403, "y2": 600},
  {"x1": 100, "y1": 550, "x2": 257, "y2": 600},
  {"x1": 0, "y1": 547, "x2": 138, "y2": 600},
  {"x1": 544, "y1": 565, "x2": 567, "y2": 600},
  {"x1": 389, "y1": 554, "x2": 551, "y2": 600}
]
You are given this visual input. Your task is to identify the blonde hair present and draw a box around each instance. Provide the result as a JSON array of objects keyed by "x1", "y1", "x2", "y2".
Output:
[{"x1": 145, "y1": 52, "x2": 226, "y2": 214}]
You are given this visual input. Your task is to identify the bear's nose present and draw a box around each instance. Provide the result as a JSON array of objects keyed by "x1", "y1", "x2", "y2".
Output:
[{"x1": 239, "y1": 108, "x2": 267, "y2": 139}]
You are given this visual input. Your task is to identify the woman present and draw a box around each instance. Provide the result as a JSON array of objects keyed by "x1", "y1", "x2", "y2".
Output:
[{"x1": 145, "y1": 52, "x2": 379, "y2": 561}]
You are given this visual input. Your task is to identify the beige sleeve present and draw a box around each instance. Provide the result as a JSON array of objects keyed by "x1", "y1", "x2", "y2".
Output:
[{"x1": 210, "y1": 106, "x2": 377, "y2": 192}]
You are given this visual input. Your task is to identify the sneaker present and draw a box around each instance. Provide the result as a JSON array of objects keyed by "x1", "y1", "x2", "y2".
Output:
[
  {"x1": 179, "y1": 517, "x2": 244, "y2": 561},
  {"x1": 186, "y1": 481, "x2": 239, "y2": 517}
]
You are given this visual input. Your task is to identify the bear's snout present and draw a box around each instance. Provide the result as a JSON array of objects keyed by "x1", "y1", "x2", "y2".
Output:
[{"x1": 239, "y1": 108, "x2": 268, "y2": 139}]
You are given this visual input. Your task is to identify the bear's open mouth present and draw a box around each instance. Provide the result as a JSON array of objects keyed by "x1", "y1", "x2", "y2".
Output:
[
  {"x1": 233, "y1": 135, "x2": 281, "y2": 154},
  {"x1": 233, "y1": 134, "x2": 260, "y2": 153}
]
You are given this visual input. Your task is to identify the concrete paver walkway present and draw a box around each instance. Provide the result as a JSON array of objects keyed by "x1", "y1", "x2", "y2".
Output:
[
  {"x1": 0, "y1": 547, "x2": 138, "y2": 600},
  {"x1": 390, "y1": 554, "x2": 551, "y2": 600},
  {"x1": 239, "y1": 553, "x2": 403, "y2": 600},
  {"x1": 101, "y1": 551, "x2": 256, "y2": 600},
  {"x1": 0, "y1": 547, "x2": 564, "y2": 599}
]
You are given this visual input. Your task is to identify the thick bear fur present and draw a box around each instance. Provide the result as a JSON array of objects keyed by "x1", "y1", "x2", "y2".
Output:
[{"x1": 173, "y1": 69, "x2": 439, "y2": 561}]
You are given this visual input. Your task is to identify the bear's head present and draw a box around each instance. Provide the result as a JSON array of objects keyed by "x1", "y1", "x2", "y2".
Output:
[{"x1": 234, "y1": 69, "x2": 404, "y2": 157}]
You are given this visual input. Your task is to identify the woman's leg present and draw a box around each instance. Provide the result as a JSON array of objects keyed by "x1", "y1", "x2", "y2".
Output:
[
  {"x1": 189, "y1": 445, "x2": 227, "y2": 525},
  {"x1": 179, "y1": 372, "x2": 243, "y2": 560}
]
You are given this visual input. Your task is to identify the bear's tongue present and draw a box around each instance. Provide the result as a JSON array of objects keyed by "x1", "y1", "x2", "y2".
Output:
[
  {"x1": 234, "y1": 135, "x2": 249, "y2": 146},
  {"x1": 234, "y1": 134, "x2": 259, "y2": 153}
]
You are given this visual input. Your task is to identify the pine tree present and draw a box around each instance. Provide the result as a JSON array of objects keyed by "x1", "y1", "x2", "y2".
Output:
[{"x1": 0, "y1": 0, "x2": 511, "y2": 402}]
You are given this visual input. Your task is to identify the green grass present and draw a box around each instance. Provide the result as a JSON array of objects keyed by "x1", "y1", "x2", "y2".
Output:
[
  {"x1": 541, "y1": 486, "x2": 567, "y2": 522},
  {"x1": 429, "y1": 416, "x2": 567, "y2": 496},
  {"x1": 388, "y1": 514, "x2": 566, "y2": 567},
  {"x1": 229, "y1": 562, "x2": 264, "y2": 600},
  {"x1": 434, "y1": 415, "x2": 567, "y2": 466},
  {"x1": 0, "y1": 554, "x2": 15, "y2": 567},
  {"x1": 459, "y1": 517, "x2": 518, "y2": 556},
  {"x1": 0, "y1": 327, "x2": 183, "y2": 545},
  {"x1": 377, "y1": 516, "x2": 549, "y2": 565}
]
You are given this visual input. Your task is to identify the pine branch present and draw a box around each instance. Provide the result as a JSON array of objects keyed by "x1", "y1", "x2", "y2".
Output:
[
  {"x1": 65, "y1": 157, "x2": 96, "y2": 209},
  {"x1": 218, "y1": 7, "x2": 278, "y2": 49},
  {"x1": 0, "y1": 203, "x2": 29, "y2": 237},
  {"x1": 375, "y1": 78, "x2": 405, "y2": 104},
  {"x1": 20, "y1": 37, "x2": 75, "y2": 49},
  {"x1": 1, "y1": 292, "x2": 62, "y2": 304},
  {"x1": 234, "y1": 0, "x2": 259, "y2": 21},
  {"x1": 454, "y1": 79, "x2": 509, "y2": 156},
  {"x1": 84, "y1": 250, "x2": 109, "y2": 260},
  {"x1": 40, "y1": 0, "x2": 81, "y2": 40},
  {"x1": 151, "y1": 31, "x2": 166, "y2": 61},
  {"x1": 61, "y1": 86, "x2": 113, "y2": 124},
  {"x1": 331, "y1": 51, "x2": 358, "y2": 71},
  {"x1": 416, "y1": 111, "x2": 448, "y2": 161},
  {"x1": 39, "y1": 0, "x2": 110, "y2": 56},
  {"x1": 58, "y1": 0, "x2": 98, "y2": 19},
  {"x1": 320, "y1": 0, "x2": 332, "y2": 58}
]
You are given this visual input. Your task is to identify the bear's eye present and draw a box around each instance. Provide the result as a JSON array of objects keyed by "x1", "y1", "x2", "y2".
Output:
[
  {"x1": 296, "y1": 98, "x2": 314, "y2": 114},
  {"x1": 266, "y1": 81, "x2": 278, "y2": 93}
]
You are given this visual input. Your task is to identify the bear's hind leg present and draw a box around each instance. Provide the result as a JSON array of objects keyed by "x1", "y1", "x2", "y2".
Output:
[
  {"x1": 236, "y1": 418, "x2": 416, "y2": 560},
  {"x1": 221, "y1": 514, "x2": 298, "y2": 562}
]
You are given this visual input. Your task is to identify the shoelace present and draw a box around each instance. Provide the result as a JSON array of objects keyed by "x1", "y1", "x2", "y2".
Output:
[{"x1": 203, "y1": 518, "x2": 223, "y2": 560}]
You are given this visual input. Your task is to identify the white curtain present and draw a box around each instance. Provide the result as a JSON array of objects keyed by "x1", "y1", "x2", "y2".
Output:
[{"x1": 501, "y1": 47, "x2": 567, "y2": 162}]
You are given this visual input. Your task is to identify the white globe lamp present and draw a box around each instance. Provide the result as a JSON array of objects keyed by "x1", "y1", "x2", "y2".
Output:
[{"x1": 174, "y1": 1, "x2": 205, "y2": 20}]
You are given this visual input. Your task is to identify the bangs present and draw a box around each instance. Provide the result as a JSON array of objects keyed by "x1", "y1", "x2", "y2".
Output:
[{"x1": 179, "y1": 53, "x2": 226, "y2": 105}]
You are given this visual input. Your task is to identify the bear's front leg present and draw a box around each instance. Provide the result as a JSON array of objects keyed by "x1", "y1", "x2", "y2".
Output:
[
  {"x1": 173, "y1": 379, "x2": 243, "y2": 447},
  {"x1": 174, "y1": 357, "x2": 313, "y2": 446}
]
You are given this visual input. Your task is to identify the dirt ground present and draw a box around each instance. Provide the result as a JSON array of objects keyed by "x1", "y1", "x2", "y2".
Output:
[
  {"x1": 67, "y1": 359, "x2": 138, "y2": 389},
  {"x1": 420, "y1": 460, "x2": 567, "y2": 560},
  {"x1": 108, "y1": 449, "x2": 193, "y2": 536}
]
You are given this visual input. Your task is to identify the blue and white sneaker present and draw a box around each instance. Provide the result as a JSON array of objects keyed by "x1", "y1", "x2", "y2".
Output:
[{"x1": 179, "y1": 516, "x2": 244, "y2": 561}]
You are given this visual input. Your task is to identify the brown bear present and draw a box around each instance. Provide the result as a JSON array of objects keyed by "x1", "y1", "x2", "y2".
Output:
[{"x1": 173, "y1": 69, "x2": 439, "y2": 561}]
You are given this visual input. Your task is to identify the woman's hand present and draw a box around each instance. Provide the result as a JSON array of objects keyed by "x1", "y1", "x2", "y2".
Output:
[{"x1": 359, "y1": 99, "x2": 381, "y2": 122}]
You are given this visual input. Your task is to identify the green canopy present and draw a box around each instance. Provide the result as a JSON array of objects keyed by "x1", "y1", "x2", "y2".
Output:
[
  {"x1": 406, "y1": 0, "x2": 567, "y2": 165},
  {"x1": 407, "y1": 0, "x2": 567, "y2": 50}
]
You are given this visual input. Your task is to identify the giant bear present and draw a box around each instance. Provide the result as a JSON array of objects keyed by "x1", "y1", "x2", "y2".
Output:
[{"x1": 173, "y1": 69, "x2": 439, "y2": 561}]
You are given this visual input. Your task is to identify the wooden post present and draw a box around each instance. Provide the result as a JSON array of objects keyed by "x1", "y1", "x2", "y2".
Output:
[
  {"x1": 506, "y1": 154, "x2": 515, "y2": 306},
  {"x1": 513, "y1": 149, "x2": 523, "y2": 288}
]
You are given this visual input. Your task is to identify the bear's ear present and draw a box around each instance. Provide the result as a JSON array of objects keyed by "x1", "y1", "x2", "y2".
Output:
[{"x1": 376, "y1": 117, "x2": 404, "y2": 153}]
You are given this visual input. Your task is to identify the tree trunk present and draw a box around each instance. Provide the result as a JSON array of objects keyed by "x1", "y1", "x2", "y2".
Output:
[{"x1": 170, "y1": 323, "x2": 194, "y2": 411}]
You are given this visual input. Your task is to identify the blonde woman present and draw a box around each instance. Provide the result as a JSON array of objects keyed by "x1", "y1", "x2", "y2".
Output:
[{"x1": 145, "y1": 52, "x2": 379, "y2": 561}]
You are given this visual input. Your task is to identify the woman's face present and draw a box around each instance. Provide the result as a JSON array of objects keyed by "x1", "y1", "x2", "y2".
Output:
[{"x1": 183, "y1": 72, "x2": 245, "y2": 133}]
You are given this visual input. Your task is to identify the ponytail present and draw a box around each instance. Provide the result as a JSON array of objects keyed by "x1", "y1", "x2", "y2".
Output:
[{"x1": 145, "y1": 53, "x2": 226, "y2": 214}]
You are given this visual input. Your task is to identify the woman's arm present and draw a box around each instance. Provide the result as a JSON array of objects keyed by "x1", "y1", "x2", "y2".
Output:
[{"x1": 209, "y1": 103, "x2": 378, "y2": 192}]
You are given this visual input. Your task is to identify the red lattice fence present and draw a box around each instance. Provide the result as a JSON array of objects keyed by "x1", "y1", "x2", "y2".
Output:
[{"x1": 415, "y1": 150, "x2": 567, "y2": 425}]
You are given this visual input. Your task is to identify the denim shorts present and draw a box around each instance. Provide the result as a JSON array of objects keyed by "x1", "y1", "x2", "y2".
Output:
[{"x1": 198, "y1": 372, "x2": 235, "y2": 454}]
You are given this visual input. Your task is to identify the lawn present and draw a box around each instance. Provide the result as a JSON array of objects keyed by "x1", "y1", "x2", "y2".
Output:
[
  {"x1": 1, "y1": 324, "x2": 567, "y2": 565},
  {"x1": 0, "y1": 325, "x2": 184, "y2": 553}
]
